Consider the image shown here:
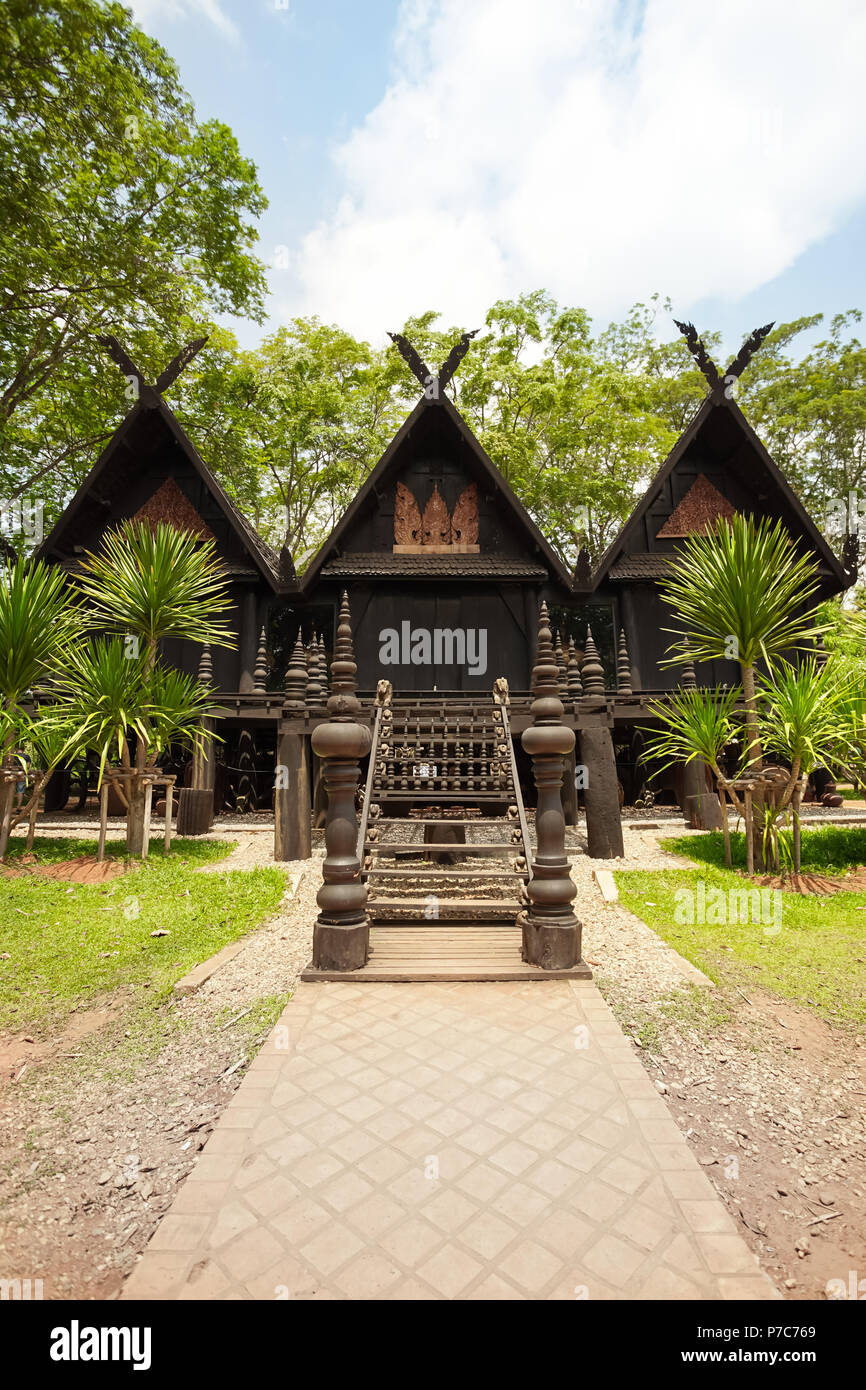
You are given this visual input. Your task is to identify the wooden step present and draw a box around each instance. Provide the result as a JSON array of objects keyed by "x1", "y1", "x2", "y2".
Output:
[
  {"x1": 374, "y1": 792, "x2": 511, "y2": 803},
  {"x1": 301, "y1": 926, "x2": 592, "y2": 983},
  {"x1": 366, "y1": 866, "x2": 526, "y2": 879},
  {"x1": 369, "y1": 898, "x2": 521, "y2": 921},
  {"x1": 375, "y1": 811, "x2": 511, "y2": 822},
  {"x1": 365, "y1": 843, "x2": 519, "y2": 855}
]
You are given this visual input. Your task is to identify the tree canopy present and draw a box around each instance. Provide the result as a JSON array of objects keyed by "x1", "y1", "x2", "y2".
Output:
[{"x1": 1, "y1": 6, "x2": 863, "y2": 579}]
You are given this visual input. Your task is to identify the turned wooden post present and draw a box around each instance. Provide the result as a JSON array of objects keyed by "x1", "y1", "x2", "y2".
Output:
[
  {"x1": 275, "y1": 635, "x2": 312, "y2": 862},
  {"x1": 616, "y1": 629, "x2": 633, "y2": 697},
  {"x1": 311, "y1": 594, "x2": 371, "y2": 970},
  {"x1": 252, "y1": 626, "x2": 268, "y2": 694},
  {"x1": 520, "y1": 603, "x2": 582, "y2": 970}
]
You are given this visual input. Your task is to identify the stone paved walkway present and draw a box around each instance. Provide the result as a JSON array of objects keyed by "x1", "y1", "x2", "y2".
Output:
[{"x1": 122, "y1": 980, "x2": 779, "y2": 1301}]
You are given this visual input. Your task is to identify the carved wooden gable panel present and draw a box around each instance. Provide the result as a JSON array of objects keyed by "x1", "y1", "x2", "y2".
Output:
[{"x1": 393, "y1": 481, "x2": 478, "y2": 553}]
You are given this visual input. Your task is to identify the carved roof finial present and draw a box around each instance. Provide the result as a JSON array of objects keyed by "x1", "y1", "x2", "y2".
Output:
[{"x1": 674, "y1": 318, "x2": 775, "y2": 397}]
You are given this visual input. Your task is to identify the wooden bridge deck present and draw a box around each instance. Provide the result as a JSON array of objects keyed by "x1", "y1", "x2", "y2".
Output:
[{"x1": 302, "y1": 926, "x2": 592, "y2": 982}]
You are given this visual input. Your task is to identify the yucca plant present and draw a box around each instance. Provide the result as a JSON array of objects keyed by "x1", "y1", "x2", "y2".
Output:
[
  {"x1": 51, "y1": 637, "x2": 222, "y2": 853},
  {"x1": 78, "y1": 520, "x2": 235, "y2": 670},
  {"x1": 659, "y1": 514, "x2": 826, "y2": 770},
  {"x1": 8, "y1": 715, "x2": 81, "y2": 853},
  {"x1": 76, "y1": 521, "x2": 235, "y2": 854},
  {"x1": 0, "y1": 555, "x2": 84, "y2": 710},
  {"x1": 0, "y1": 557, "x2": 84, "y2": 857},
  {"x1": 643, "y1": 685, "x2": 744, "y2": 779},
  {"x1": 642, "y1": 685, "x2": 746, "y2": 864},
  {"x1": 758, "y1": 657, "x2": 858, "y2": 870}
]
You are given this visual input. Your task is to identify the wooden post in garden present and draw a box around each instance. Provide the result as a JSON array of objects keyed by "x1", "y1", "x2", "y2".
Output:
[
  {"x1": 164, "y1": 779, "x2": 174, "y2": 852},
  {"x1": 97, "y1": 780, "x2": 109, "y2": 863},
  {"x1": 311, "y1": 593, "x2": 371, "y2": 971},
  {"x1": 719, "y1": 782, "x2": 731, "y2": 867},
  {"x1": 579, "y1": 626, "x2": 625, "y2": 859},
  {"x1": 177, "y1": 644, "x2": 216, "y2": 836},
  {"x1": 678, "y1": 654, "x2": 723, "y2": 832},
  {"x1": 275, "y1": 635, "x2": 312, "y2": 861},
  {"x1": 520, "y1": 603, "x2": 581, "y2": 970},
  {"x1": 792, "y1": 778, "x2": 802, "y2": 874}
]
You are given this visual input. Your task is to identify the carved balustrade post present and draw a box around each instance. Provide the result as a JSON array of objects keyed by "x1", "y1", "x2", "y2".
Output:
[
  {"x1": 311, "y1": 593, "x2": 371, "y2": 970},
  {"x1": 520, "y1": 603, "x2": 582, "y2": 970}
]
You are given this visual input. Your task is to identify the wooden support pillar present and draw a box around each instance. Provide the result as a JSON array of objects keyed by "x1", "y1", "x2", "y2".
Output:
[
  {"x1": 579, "y1": 625, "x2": 624, "y2": 859},
  {"x1": 521, "y1": 602, "x2": 582, "y2": 971},
  {"x1": 719, "y1": 784, "x2": 732, "y2": 867},
  {"x1": 177, "y1": 645, "x2": 216, "y2": 835},
  {"x1": 681, "y1": 758, "x2": 723, "y2": 830},
  {"x1": 164, "y1": 782, "x2": 174, "y2": 853},
  {"x1": 580, "y1": 727, "x2": 625, "y2": 859},
  {"x1": 311, "y1": 593, "x2": 371, "y2": 971},
  {"x1": 97, "y1": 781, "x2": 109, "y2": 862},
  {"x1": 238, "y1": 590, "x2": 257, "y2": 693},
  {"x1": 0, "y1": 777, "x2": 12, "y2": 860},
  {"x1": 275, "y1": 636, "x2": 312, "y2": 862}
]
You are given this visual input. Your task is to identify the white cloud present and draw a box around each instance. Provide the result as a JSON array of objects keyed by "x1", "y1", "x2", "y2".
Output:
[
  {"x1": 130, "y1": 0, "x2": 240, "y2": 45},
  {"x1": 287, "y1": 0, "x2": 866, "y2": 339}
]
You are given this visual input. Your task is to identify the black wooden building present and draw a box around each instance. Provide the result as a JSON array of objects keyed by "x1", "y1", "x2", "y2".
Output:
[{"x1": 36, "y1": 333, "x2": 852, "y2": 820}]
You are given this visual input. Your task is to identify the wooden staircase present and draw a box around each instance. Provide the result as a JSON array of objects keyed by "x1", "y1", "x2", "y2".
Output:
[
  {"x1": 360, "y1": 695, "x2": 530, "y2": 929},
  {"x1": 304, "y1": 689, "x2": 589, "y2": 981}
]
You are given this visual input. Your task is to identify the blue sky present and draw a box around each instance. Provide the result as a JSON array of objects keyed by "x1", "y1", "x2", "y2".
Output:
[{"x1": 131, "y1": 0, "x2": 866, "y2": 358}]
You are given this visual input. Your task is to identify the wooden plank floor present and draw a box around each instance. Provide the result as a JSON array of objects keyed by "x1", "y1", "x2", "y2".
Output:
[{"x1": 301, "y1": 926, "x2": 593, "y2": 982}]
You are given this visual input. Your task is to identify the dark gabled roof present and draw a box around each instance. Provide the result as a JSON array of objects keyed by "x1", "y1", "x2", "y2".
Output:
[
  {"x1": 608, "y1": 553, "x2": 674, "y2": 580},
  {"x1": 590, "y1": 395, "x2": 850, "y2": 594},
  {"x1": 320, "y1": 552, "x2": 548, "y2": 579},
  {"x1": 300, "y1": 393, "x2": 574, "y2": 593},
  {"x1": 38, "y1": 395, "x2": 284, "y2": 590}
]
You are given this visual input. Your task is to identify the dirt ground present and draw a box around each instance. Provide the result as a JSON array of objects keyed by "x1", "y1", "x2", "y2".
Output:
[{"x1": 0, "y1": 822, "x2": 863, "y2": 1301}]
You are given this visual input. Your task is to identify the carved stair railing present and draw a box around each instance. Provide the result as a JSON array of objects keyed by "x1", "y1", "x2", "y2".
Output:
[
  {"x1": 356, "y1": 701, "x2": 384, "y2": 866},
  {"x1": 499, "y1": 700, "x2": 532, "y2": 891}
]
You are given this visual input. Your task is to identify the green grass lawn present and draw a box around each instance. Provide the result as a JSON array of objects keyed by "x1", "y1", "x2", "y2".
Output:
[
  {"x1": 0, "y1": 837, "x2": 287, "y2": 1035},
  {"x1": 614, "y1": 826, "x2": 866, "y2": 1031}
]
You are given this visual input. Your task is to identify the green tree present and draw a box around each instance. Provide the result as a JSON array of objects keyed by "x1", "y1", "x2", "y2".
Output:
[{"x1": 0, "y1": 0, "x2": 266, "y2": 516}]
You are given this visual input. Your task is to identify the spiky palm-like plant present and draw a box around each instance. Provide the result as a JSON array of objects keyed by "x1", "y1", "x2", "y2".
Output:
[
  {"x1": 659, "y1": 514, "x2": 826, "y2": 769},
  {"x1": 0, "y1": 556, "x2": 83, "y2": 710},
  {"x1": 53, "y1": 638, "x2": 220, "y2": 781},
  {"x1": 0, "y1": 557, "x2": 83, "y2": 856},
  {"x1": 642, "y1": 686, "x2": 746, "y2": 864},
  {"x1": 758, "y1": 658, "x2": 857, "y2": 870},
  {"x1": 78, "y1": 520, "x2": 235, "y2": 669},
  {"x1": 76, "y1": 521, "x2": 234, "y2": 854}
]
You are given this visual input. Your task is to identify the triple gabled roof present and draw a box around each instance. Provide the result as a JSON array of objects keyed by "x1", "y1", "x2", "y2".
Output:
[{"x1": 37, "y1": 340, "x2": 851, "y2": 604}]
